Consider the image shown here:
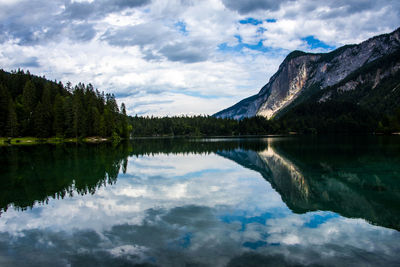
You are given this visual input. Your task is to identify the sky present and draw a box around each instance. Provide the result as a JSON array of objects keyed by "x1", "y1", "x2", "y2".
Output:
[{"x1": 0, "y1": 0, "x2": 399, "y2": 116}]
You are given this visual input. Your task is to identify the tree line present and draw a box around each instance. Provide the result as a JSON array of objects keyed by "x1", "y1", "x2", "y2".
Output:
[
  {"x1": 0, "y1": 69, "x2": 130, "y2": 138},
  {"x1": 1, "y1": 69, "x2": 399, "y2": 138}
]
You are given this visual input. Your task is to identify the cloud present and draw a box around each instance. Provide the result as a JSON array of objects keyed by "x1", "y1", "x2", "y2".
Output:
[
  {"x1": 69, "y1": 23, "x2": 97, "y2": 41},
  {"x1": 62, "y1": 0, "x2": 152, "y2": 21},
  {"x1": 222, "y1": 0, "x2": 293, "y2": 14},
  {"x1": 0, "y1": 0, "x2": 152, "y2": 45},
  {"x1": 101, "y1": 21, "x2": 213, "y2": 63},
  {"x1": 0, "y1": 0, "x2": 399, "y2": 115},
  {"x1": 159, "y1": 41, "x2": 210, "y2": 63},
  {"x1": 16, "y1": 56, "x2": 41, "y2": 68},
  {"x1": 101, "y1": 23, "x2": 172, "y2": 47}
]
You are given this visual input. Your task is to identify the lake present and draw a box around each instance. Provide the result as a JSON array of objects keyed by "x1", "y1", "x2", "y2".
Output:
[{"x1": 0, "y1": 136, "x2": 399, "y2": 266}]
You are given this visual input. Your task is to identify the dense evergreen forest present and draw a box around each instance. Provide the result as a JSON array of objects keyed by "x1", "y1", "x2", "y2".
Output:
[
  {"x1": 0, "y1": 69, "x2": 130, "y2": 138},
  {"x1": 129, "y1": 115, "x2": 284, "y2": 136},
  {"x1": 0, "y1": 69, "x2": 399, "y2": 139}
]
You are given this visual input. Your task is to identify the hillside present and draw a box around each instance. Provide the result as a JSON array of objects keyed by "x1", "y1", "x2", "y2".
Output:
[{"x1": 214, "y1": 27, "x2": 400, "y2": 126}]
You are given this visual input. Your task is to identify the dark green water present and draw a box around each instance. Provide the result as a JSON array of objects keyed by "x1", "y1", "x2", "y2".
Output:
[{"x1": 0, "y1": 136, "x2": 399, "y2": 266}]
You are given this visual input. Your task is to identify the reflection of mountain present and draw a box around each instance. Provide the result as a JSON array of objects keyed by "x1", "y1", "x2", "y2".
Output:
[
  {"x1": 1, "y1": 137, "x2": 399, "y2": 231},
  {"x1": 218, "y1": 136, "x2": 400, "y2": 231}
]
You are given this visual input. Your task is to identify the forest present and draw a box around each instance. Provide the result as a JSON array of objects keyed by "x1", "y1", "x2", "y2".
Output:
[
  {"x1": 0, "y1": 69, "x2": 130, "y2": 139},
  {"x1": 0, "y1": 69, "x2": 399, "y2": 139}
]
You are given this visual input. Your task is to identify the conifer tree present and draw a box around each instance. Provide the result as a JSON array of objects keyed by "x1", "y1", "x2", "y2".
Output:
[
  {"x1": 6, "y1": 99, "x2": 18, "y2": 137},
  {"x1": 120, "y1": 103, "x2": 129, "y2": 138},
  {"x1": 33, "y1": 102, "x2": 48, "y2": 137},
  {"x1": 21, "y1": 80, "x2": 37, "y2": 135},
  {"x1": 63, "y1": 96, "x2": 74, "y2": 137},
  {"x1": 0, "y1": 84, "x2": 10, "y2": 136},
  {"x1": 53, "y1": 94, "x2": 64, "y2": 137},
  {"x1": 41, "y1": 83, "x2": 53, "y2": 136}
]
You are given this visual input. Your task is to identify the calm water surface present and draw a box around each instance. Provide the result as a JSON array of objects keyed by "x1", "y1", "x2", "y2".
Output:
[{"x1": 0, "y1": 136, "x2": 399, "y2": 266}]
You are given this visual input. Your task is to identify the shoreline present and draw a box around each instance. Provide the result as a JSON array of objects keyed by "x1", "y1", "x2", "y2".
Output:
[
  {"x1": 2, "y1": 132, "x2": 400, "y2": 146},
  {"x1": 0, "y1": 137, "x2": 112, "y2": 146}
]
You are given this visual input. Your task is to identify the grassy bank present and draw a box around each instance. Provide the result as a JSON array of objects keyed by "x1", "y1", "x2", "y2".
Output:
[{"x1": 0, "y1": 137, "x2": 111, "y2": 146}]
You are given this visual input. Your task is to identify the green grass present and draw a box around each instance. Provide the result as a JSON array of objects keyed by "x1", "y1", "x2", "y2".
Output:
[
  {"x1": 0, "y1": 137, "x2": 39, "y2": 145},
  {"x1": 0, "y1": 137, "x2": 110, "y2": 146}
]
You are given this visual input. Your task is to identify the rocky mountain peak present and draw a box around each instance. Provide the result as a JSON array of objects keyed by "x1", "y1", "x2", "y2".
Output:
[{"x1": 215, "y1": 27, "x2": 400, "y2": 120}]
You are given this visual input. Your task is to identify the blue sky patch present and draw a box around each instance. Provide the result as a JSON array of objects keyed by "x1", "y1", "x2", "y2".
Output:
[
  {"x1": 257, "y1": 27, "x2": 266, "y2": 34},
  {"x1": 243, "y1": 240, "x2": 267, "y2": 249},
  {"x1": 175, "y1": 21, "x2": 188, "y2": 35},
  {"x1": 179, "y1": 232, "x2": 192, "y2": 248},
  {"x1": 218, "y1": 34, "x2": 275, "y2": 54},
  {"x1": 239, "y1": 18, "x2": 263, "y2": 25},
  {"x1": 177, "y1": 90, "x2": 224, "y2": 99},
  {"x1": 302, "y1": 35, "x2": 335, "y2": 50},
  {"x1": 217, "y1": 34, "x2": 287, "y2": 54},
  {"x1": 266, "y1": 19, "x2": 277, "y2": 23}
]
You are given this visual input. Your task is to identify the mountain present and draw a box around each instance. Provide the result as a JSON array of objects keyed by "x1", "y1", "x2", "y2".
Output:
[{"x1": 214, "y1": 27, "x2": 400, "y2": 121}]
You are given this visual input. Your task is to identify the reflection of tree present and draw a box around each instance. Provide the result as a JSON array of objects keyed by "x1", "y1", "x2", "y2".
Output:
[
  {"x1": 0, "y1": 139, "x2": 270, "y2": 213},
  {"x1": 2, "y1": 136, "x2": 399, "y2": 231},
  {"x1": 128, "y1": 138, "x2": 269, "y2": 156},
  {"x1": 0, "y1": 143, "x2": 131, "y2": 212},
  {"x1": 218, "y1": 136, "x2": 400, "y2": 231}
]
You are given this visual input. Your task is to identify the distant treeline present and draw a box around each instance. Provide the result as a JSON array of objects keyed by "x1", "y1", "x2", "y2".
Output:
[
  {"x1": 130, "y1": 107, "x2": 400, "y2": 136},
  {"x1": 129, "y1": 115, "x2": 284, "y2": 136},
  {"x1": 0, "y1": 69, "x2": 130, "y2": 138},
  {"x1": 277, "y1": 101, "x2": 400, "y2": 134}
]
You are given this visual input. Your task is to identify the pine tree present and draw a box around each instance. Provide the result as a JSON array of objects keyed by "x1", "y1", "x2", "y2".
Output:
[
  {"x1": 63, "y1": 96, "x2": 74, "y2": 137},
  {"x1": 53, "y1": 94, "x2": 64, "y2": 137},
  {"x1": 99, "y1": 114, "x2": 106, "y2": 137},
  {"x1": 41, "y1": 83, "x2": 53, "y2": 136},
  {"x1": 22, "y1": 80, "x2": 37, "y2": 113},
  {"x1": 120, "y1": 103, "x2": 129, "y2": 138},
  {"x1": 21, "y1": 80, "x2": 37, "y2": 135},
  {"x1": 0, "y1": 84, "x2": 10, "y2": 136},
  {"x1": 103, "y1": 108, "x2": 114, "y2": 136},
  {"x1": 92, "y1": 107, "x2": 101, "y2": 136},
  {"x1": 33, "y1": 102, "x2": 48, "y2": 137},
  {"x1": 72, "y1": 90, "x2": 86, "y2": 138},
  {"x1": 6, "y1": 99, "x2": 18, "y2": 137}
]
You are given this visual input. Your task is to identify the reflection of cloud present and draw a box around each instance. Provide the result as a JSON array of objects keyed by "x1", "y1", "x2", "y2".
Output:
[
  {"x1": 0, "y1": 153, "x2": 283, "y2": 233},
  {"x1": 1, "y1": 207, "x2": 399, "y2": 266},
  {"x1": 0, "y1": 153, "x2": 399, "y2": 266}
]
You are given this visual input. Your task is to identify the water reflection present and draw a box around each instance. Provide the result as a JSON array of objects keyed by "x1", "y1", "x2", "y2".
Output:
[
  {"x1": 0, "y1": 137, "x2": 399, "y2": 266},
  {"x1": 0, "y1": 143, "x2": 130, "y2": 212},
  {"x1": 218, "y1": 136, "x2": 400, "y2": 231}
]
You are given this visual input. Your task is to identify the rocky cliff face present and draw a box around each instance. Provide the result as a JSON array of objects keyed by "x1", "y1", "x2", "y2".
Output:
[{"x1": 215, "y1": 27, "x2": 400, "y2": 119}]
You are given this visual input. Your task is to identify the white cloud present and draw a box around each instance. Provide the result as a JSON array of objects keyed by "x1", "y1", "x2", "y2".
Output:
[{"x1": 0, "y1": 0, "x2": 399, "y2": 115}]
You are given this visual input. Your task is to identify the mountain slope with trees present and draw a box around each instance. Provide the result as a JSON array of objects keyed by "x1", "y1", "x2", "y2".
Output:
[{"x1": 214, "y1": 27, "x2": 400, "y2": 132}]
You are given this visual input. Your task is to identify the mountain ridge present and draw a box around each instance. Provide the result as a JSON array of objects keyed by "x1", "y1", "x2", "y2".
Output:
[{"x1": 214, "y1": 27, "x2": 400, "y2": 120}]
